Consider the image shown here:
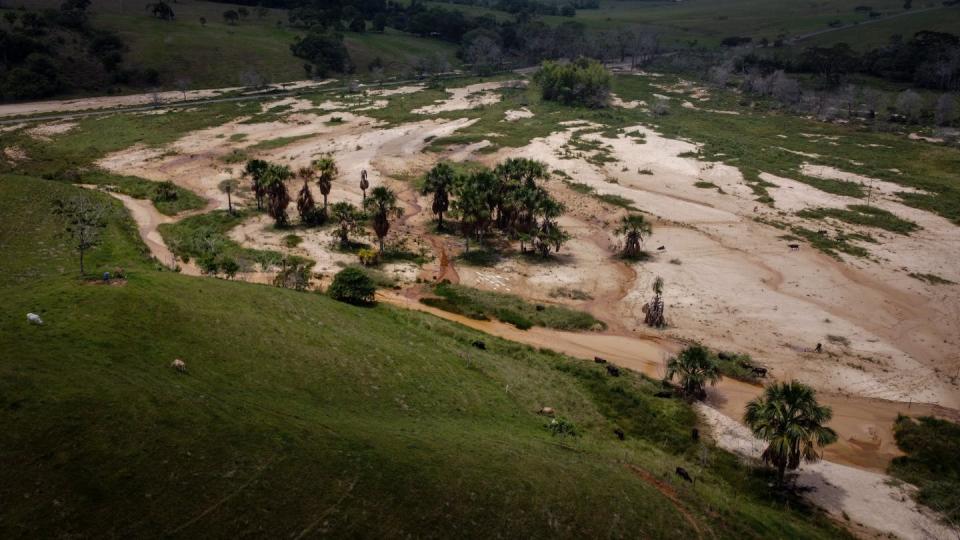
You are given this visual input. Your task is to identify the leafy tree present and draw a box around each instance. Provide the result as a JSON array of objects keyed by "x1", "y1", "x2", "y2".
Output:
[
  {"x1": 422, "y1": 162, "x2": 455, "y2": 229},
  {"x1": 665, "y1": 344, "x2": 721, "y2": 401},
  {"x1": 744, "y1": 381, "x2": 838, "y2": 485},
  {"x1": 616, "y1": 214, "x2": 651, "y2": 259},
  {"x1": 263, "y1": 163, "x2": 293, "y2": 226},
  {"x1": 644, "y1": 276, "x2": 666, "y2": 327},
  {"x1": 328, "y1": 267, "x2": 376, "y2": 305},
  {"x1": 534, "y1": 57, "x2": 611, "y2": 108},
  {"x1": 330, "y1": 201, "x2": 364, "y2": 248},
  {"x1": 349, "y1": 15, "x2": 365, "y2": 32},
  {"x1": 290, "y1": 29, "x2": 351, "y2": 77},
  {"x1": 237, "y1": 6, "x2": 249, "y2": 19},
  {"x1": 223, "y1": 10, "x2": 239, "y2": 25},
  {"x1": 218, "y1": 178, "x2": 239, "y2": 215},
  {"x1": 371, "y1": 12, "x2": 387, "y2": 32},
  {"x1": 145, "y1": 1, "x2": 174, "y2": 20},
  {"x1": 364, "y1": 186, "x2": 402, "y2": 254},
  {"x1": 53, "y1": 195, "x2": 110, "y2": 275},
  {"x1": 244, "y1": 159, "x2": 269, "y2": 210},
  {"x1": 312, "y1": 155, "x2": 338, "y2": 211},
  {"x1": 453, "y1": 170, "x2": 495, "y2": 251}
]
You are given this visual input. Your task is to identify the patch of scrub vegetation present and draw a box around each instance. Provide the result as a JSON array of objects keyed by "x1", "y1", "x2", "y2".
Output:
[
  {"x1": 159, "y1": 209, "x2": 307, "y2": 273},
  {"x1": 0, "y1": 102, "x2": 259, "y2": 180},
  {"x1": 221, "y1": 148, "x2": 250, "y2": 164},
  {"x1": 563, "y1": 180, "x2": 637, "y2": 210},
  {"x1": 610, "y1": 74, "x2": 960, "y2": 223},
  {"x1": 421, "y1": 282, "x2": 605, "y2": 331},
  {"x1": 245, "y1": 133, "x2": 317, "y2": 153},
  {"x1": 790, "y1": 226, "x2": 870, "y2": 259},
  {"x1": 240, "y1": 103, "x2": 295, "y2": 124},
  {"x1": 889, "y1": 415, "x2": 960, "y2": 524},
  {"x1": 80, "y1": 171, "x2": 205, "y2": 216},
  {"x1": 908, "y1": 272, "x2": 955, "y2": 285},
  {"x1": 712, "y1": 351, "x2": 763, "y2": 383},
  {"x1": 0, "y1": 174, "x2": 852, "y2": 538},
  {"x1": 694, "y1": 180, "x2": 719, "y2": 189},
  {"x1": 797, "y1": 205, "x2": 919, "y2": 234}
]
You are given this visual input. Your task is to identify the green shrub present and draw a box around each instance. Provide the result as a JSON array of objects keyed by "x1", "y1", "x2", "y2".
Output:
[
  {"x1": 328, "y1": 267, "x2": 376, "y2": 305},
  {"x1": 534, "y1": 58, "x2": 611, "y2": 108}
]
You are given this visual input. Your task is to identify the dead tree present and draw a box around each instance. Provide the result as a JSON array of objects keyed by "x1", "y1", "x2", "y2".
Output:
[{"x1": 643, "y1": 276, "x2": 666, "y2": 328}]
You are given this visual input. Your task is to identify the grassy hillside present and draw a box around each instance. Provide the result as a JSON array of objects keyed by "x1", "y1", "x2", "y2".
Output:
[
  {"x1": 0, "y1": 173, "x2": 851, "y2": 537},
  {"x1": 6, "y1": 0, "x2": 459, "y2": 91},
  {"x1": 418, "y1": 0, "x2": 953, "y2": 47}
]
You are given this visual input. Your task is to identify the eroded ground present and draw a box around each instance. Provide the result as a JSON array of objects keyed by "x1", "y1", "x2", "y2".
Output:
[{"x1": 9, "y1": 73, "x2": 960, "y2": 539}]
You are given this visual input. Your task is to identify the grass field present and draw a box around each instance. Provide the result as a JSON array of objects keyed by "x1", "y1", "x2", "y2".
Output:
[
  {"x1": 889, "y1": 415, "x2": 960, "y2": 523},
  {"x1": 418, "y1": 0, "x2": 954, "y2": 47},
  {"x1": 9, "y1": 0, "x2": 460, "y2": 91},
  {"x1": 0, "y1": 173, "x2": 852, "y2": 537}
]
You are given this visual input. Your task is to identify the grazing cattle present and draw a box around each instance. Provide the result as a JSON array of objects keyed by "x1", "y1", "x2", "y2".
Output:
[
  {"x1": 535, "y1": 304, "x2": 545, "y2": 311},
  {"x1": 788, "y1": 244, "x2": 800, "y2": 251},
  {"x1": 817, "y1": 229, "x2": 828, "y2": 236},
  {"x1": 654, "y1": 390, "x2": 673, "y2": 398},
  {"x1": 594, "y1": 356, "x2": 607, "y2": 364},
  {"x1": 605, "y1": 364, "x2": 621, "y2": 377},
  {"x1": 538, "y1": 407, "x2": 555, "y2": 416},
  {"x1": 675, "y1": 467, "x2": 693, "y2": 483},
  {"x1": 471, "y1": 340, "x2": 486, "y2": 350},
  {"x1": 657, "y1": 246, "x2": 666, "y2": 251},
  {"x1": 614, "y1": 428, "x2": 625, "y2": 441},
  {"x1": 815, "y1": 342, "x2": 823, "y2": 353},
  {"x1": 691, "y1": 428, "x2": 699, "y2": 441},
  {"x1": 26, "y1": 313, "x2": 43, "y2": 325},
  {"x1": 751, "y1": 367, "x2": 768, "y2": 378},
  {"x1": 717, "y1": 352, "x2": 731, "y2": 361},
  {"x1": 171, "y1": 359, "x2": 187, "y2": 373}
]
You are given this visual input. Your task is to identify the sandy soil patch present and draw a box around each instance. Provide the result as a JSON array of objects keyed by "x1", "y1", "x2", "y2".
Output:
[
  {"x1": 908, "y1": 132, "x2": 945, "y2": 143},
  {"x1": 0, "y1": 79, "x2": 335, "y2": 118},
  {"x1": 3, "y1": 145, "x2": 27, "y2": 162},
  {"x1": 503, "y1": 107, "x2": 534, "y2": 121},
  {"x1": 25, "y1": 121, "x2": 77, "y2": 139},
  {"x1": 611, "y1": 94, "x2": 645, "y2": 109},
  {"x1": 365, "y1": 85, "x2": 425, "y2": 97},
  {"x1": 697, "y1": 404, "x2": 958, "y2": 540},
  {"x1": 413, "y1": 81, "x2": 521, "y2": 114}
]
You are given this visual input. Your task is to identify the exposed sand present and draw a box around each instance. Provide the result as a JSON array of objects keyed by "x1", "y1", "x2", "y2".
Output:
[
  {"x1": 503, "y1": 107, "x2": 534, "y2": 121},
  {"x1": 0, "y1": 79, "x2": 335, "y2": 118},
  {"x1": 76, "y1": 82, "x2": 960, "y2": 536},
  {"x1": 698, "y1": 404, "x2": 958, "y2": 540},
  {"x1": 27, "y1": 121, "x2": 77, "y2": 139},
  {"x1": 413, "y1": 81, "x2": 521, "y2": 114}
]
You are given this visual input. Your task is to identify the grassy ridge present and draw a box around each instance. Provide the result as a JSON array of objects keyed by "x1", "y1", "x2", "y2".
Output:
[
  {"x1": 421, "y1": 282, "x2": 606, "y2": 331},
  {"x1": 0, "y1": 174, "x2": 850, "y2": 538}
]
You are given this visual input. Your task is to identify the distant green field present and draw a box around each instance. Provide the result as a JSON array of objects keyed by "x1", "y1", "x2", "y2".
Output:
[
  {"x1": 8, "y1": 0, "x2": 460, "y2": 90},
  {"x1": 420, "y1": 0, "x2": 957, "y2": 47},
  {"x1": 0, "y1": 174, "x2": 850, "y2": 538}
]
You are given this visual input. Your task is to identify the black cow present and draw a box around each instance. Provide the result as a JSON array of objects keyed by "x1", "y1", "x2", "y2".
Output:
[
  {"x1": 717, "y1": 352, "x2": 731, "y2": 361},
  {"x1": 788, "y1": 244, "x2": 800, "y2": 251},
  {"x1": 614, "y1": 428, "x2": 625, "y2": 441},
  {"x1": 657, "y1": 246, "x2": 666, "y2": 251},
  {"x1": 752, "y1": 367, "x2": 768, "y2": 377},
  {"x1": 691, "y1": 428, "x2": 699, "y2": 442},
  {"x1": 605, "y1": 364, "x2": 621, "y2": 377},
  {"x1": 594, "y1": 356, "x2": 607, "y2": 364},
  {"x1": 675, "y1": 467, "x2": 693, "y2": 483},
  {"x1": 471, "y1": 340, "x2": 486, "y2": 350}
]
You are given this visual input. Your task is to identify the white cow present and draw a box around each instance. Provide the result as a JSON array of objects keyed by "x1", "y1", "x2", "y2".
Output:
[
  {"x1": 27, "y1": 313, "x2": 43, "y2": 325},
  {"x1": 171, "y1": 359, "x2": 187, "y2": 373}
]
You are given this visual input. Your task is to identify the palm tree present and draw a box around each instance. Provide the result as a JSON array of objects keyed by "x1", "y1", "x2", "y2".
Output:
[
  {"x1": 243, "y1": 159, "x2": 269, "y2": 210},
  {"x1": 296, "y1": 167, "x2": 320, "y2": 225},
  {"x1": 453, "y1": 170, "x2": 494, "y2": 252},
  {"x1": 330, "y1": 201, "x2": 364, "y2": 248},
  {"x1": 423, "y1": 162, "x2": 455, "y2": 230},
  {"x1": 360, "y1": 169, "x2": 369, "y2": 203},
  {"x1": 645, "y1": 276, "x2": 666, "y2": 327},
  {"x1": 665, "y1": 344, "x2": 721, "y2": 400},
  {"x1": 312, "y1": 155, "x2": 338, "y2": 211},
  {"x1": 364, "y1": 186, "x2": 402, "y2": 254},
  {"x1": 218, "y1": 178, "x2": 240, "y2": 215},
  {"x1": 744, "y1": 381, "x2": 838, "y2": 485},
  {"x1": 263, "y1": 163, "x2": 293, "y2": 227},
  {"x1": 616, "y1": 213, "x2": 652, "y2": 259}
]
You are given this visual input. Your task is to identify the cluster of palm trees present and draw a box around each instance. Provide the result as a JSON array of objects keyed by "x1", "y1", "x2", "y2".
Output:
[
  {"x1": 665, "y1": 344, "x2": 838, "y2": 485},
  {"x1": 421, "y1": 158, "x2": 570, "y2": 256},
  {"x1": 243, "y1": 157, "x2": 401, "y2": 254}
]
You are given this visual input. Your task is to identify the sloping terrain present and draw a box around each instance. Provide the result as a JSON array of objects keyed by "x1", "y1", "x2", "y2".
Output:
[{"x1": 0, "y1": 175, "x2": 848, "y2": 538}]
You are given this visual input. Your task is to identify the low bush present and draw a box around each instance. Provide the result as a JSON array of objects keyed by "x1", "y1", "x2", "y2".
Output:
[{"x1": 328, "y1": 267, "x2": 376, "y2": 305}]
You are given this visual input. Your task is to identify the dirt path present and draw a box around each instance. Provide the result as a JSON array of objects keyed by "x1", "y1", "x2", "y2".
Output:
[{"x1": 625, "y1": 464, "x2": 705, "y2": 539}]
